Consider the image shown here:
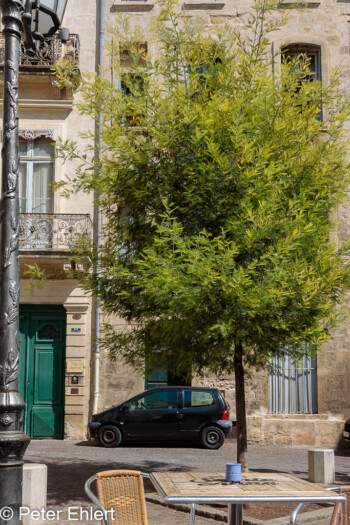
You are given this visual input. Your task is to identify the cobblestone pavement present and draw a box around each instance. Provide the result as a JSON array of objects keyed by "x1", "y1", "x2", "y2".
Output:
[{"x1": 23, "y1": 439, "x2": 350, "y2": 524}]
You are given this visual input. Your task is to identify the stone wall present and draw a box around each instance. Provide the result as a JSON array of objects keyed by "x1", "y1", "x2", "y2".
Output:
[
  {"x1": 247, "y1": 414, "x2": 346, "y2": 448},
  {"x1": 98, "y1": 349, "x2": 144, "y2": 412}
]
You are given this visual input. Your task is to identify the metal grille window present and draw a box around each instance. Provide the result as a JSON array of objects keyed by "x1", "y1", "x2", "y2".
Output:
[
  {"x1": 270, "y1": 355, "x2": 317, "y2": 414},
  {"x1": 19, "y1": 136, "x2": 54, "y2": 213}
]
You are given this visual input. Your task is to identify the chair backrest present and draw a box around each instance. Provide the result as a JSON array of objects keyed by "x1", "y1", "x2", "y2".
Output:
[
  {"x1": 95, "y1": 470, "x2": 149, "y2": 525},
  {"x1": 331, "y1": 486, "x2": 350, "y2": 525}
]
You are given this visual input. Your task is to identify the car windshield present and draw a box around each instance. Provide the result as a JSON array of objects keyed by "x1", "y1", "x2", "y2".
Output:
[{"x1": 130, "y1": 390, "x2": 178, "y2": 410}]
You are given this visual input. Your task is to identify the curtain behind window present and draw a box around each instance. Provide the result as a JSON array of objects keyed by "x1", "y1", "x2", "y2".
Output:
[{"x1": 33, "y1": 163, "x2": 53, "y2": 213}]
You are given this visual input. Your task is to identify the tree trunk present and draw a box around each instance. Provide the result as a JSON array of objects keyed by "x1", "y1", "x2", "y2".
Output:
[{"x1": 234, "y1": 341, "x2": 248, "y2": 471}]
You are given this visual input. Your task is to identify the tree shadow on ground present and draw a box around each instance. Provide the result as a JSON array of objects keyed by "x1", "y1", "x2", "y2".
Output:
[
  {"x1": 249, "y1": 468, "x2": 308, "y2": 480},
  {"x1": 24, "y1": 457, "x2": 191, "y2": 507},
  {"x1": 249, "y1": 468, "x2": 350, "y2": 485},
  {"x1": 335, "y1": 449, "x2": 350, "y2": 457},
  {"x1": 25, "y1": 450, "x2": 350, "y2": 509}
]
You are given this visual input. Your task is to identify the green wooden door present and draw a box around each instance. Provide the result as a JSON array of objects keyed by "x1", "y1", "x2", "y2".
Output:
[{"x1": 19, "y1": 305, "x2": 66, "y2": 439}]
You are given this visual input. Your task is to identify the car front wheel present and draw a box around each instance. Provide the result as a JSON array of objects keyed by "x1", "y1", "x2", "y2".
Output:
[
  {"x1": 201, "y1": 426, "x2": 225, "y2": 450},
  {"x1": 98, "y1": 425, "x2": 122, "y2": 448}
]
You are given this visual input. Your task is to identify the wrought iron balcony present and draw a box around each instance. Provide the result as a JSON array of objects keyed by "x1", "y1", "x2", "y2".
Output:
[
  {"x1": 19, "y1": 213, "x2": 92, "y2": 252},
  {"x1": 0, "y1": 33, "x2": 79, "y2": 72}
]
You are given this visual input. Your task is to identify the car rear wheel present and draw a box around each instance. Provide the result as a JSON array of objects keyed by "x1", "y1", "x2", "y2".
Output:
[
  {"x1": 201, "y1": 426, "x2": 225, "y2": 449},
  {"x1": 98, "y1": 425, "x2": 122, "y2": 448}
]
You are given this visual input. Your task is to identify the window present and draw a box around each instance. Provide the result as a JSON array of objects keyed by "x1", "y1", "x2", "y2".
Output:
[
  {"x1": 120, "y1": 73, "x2": 145, "y2": 127},
  {"x1": 118, "y1": 43, "x2": 148, "y2": 127},
  {"x1": 282, "y1": 45, "x2": 322, "y2": 120},
  {"x1": 117, "y1": 207, "x2": 135, "y2": 258},
  {"x1": 282, "y1": 45, "x2": 321, "y2": 82},
  {"x1": 145, "y1": 364, "x2": 191, "y2": 389},
  {"x1": 119, "y1": 44, "x2": 146, "y2": 98},
  {"x1": 184, "y1": 390, "x2": 215, "y2": 408},
  {"x1": 270, "y1": 355, "x2": 317, "y2": 414},
  {"x1": 19, "y1": 136, "x2": 54, "y2": 213},
  {"x1": 186, "y1": 53, "x2": 223, "y2": 100},
  {"x1": 120, "y1": 42, "x2": 148, "y2": 69},
  {"x1": 120, "y1": 74, "x2": 144, "y2": 97},
  {"x1": 130, "y1": 390, "x2": 178, "y2": 410}
]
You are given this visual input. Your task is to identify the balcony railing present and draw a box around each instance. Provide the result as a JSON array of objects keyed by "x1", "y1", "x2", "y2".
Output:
[
  {"x1": 19, "y1": 213, "x2": 92, "y2": 252},
  {"x1": 0, "y1": 33, "x2": 79, "y2": 71}
]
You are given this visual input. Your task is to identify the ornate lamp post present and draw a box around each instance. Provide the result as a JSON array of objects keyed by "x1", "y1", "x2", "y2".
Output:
[{"x1": 0, "y1": 1, "x2": 68, "y2": 523}]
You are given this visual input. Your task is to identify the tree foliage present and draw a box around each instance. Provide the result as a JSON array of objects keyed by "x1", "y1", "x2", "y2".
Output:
[{"x1": 55, "y1": 0, "x2": 350, "y2": 462}]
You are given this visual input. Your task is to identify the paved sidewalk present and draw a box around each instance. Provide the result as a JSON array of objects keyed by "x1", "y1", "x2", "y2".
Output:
[
  {"x1": 23, "y1": 439, "x2": 350, "y2": 524},
  {"x1": 42, "y1": 502, "x2": 228, "y2": 525}
]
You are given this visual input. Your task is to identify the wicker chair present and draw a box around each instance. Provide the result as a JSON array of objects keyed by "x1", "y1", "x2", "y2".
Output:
[
  {"x1": 85, "y1": 469, "x2": 196, "y2": 525},
  {"x1": 85, "y1": 470, "x2": 150, "y2": 525},
  {"x1": 330, "y1": 485, "x2": 350, "y2": 525},
  {"x1": 290, "y1": 485, "x2": 350, "y2": 525}
]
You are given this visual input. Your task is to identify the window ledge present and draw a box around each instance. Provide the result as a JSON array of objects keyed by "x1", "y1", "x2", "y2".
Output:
[
  {"x1": 182, "y1": 0, "x2": 225, "y2": 8},
  {"x1": 112, "y1": 1, "x2": 154, "y2": 10},
  {"x1": 279, "y1": 0, "x2": 320, "y2": 6}
]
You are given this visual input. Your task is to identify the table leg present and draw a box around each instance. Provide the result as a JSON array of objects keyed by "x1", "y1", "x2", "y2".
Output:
[
  {"x1": 228, "y1": 504, "x2": 243, "y2": 525},
  {"x1": 190, "y1": 503, "x2": 195, "y2": 525}
]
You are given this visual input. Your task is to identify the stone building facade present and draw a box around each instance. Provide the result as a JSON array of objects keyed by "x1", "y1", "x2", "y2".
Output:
[
  {"x1": 95, "y1": 0, "x2": 350, "y2": 449},
  {"x1": 1, "y1": 0, "x2": 349, "y2": 447},
  {"x1": 0, "y1": 0, "x2": 97, "y2": 441}
]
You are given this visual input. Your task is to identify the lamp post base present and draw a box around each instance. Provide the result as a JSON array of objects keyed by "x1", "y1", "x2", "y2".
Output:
[
  {"x1": 0, "y1": 464, "x2": 24, "y2": 525},
  {"x1": 0, "y1": 428, "x2": 30, "y2": 525}
]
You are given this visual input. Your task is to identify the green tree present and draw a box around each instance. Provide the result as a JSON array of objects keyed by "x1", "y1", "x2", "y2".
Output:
[{"x1": 55, "y1": 0, "x2": 350, "y2": 465}]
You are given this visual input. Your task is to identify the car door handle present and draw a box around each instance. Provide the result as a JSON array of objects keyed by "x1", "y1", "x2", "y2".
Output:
[{"x1": 176, "y1": 411, "x2": 183, "y2": 419}]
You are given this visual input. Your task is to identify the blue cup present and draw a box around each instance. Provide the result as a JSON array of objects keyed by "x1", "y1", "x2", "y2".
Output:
[{"x1": 225, "y1": 463, "x2": 242, "y2": 482}]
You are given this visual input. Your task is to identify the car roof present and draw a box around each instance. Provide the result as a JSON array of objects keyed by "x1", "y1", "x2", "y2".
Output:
[{"x1": 145, "y1": 386, "x2": 218, "y2": 392}]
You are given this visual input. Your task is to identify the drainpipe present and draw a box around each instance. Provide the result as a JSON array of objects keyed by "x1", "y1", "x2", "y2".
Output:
[{"x1": 93, "y1": 0, "x2": 104, "y2": 415}]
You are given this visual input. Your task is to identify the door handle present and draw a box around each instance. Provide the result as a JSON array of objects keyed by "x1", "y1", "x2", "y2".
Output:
[{"x1": 176, "y1": 411, "x2": 183, "y2": 419}]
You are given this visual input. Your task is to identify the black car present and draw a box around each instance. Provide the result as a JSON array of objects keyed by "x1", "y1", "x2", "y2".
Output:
[
  {"x1": 89, "y1": 386, "x2": 232, "y2": 449},
  {"x1": 343, "y1": 419, "x2": 350, "y2": 440}
]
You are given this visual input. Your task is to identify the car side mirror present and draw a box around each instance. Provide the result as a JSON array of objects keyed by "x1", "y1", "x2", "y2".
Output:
[{"x1": 121, "y1": 403, "x2": 129, "y2": 412}]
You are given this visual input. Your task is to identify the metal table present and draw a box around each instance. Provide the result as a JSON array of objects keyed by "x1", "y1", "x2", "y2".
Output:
[{"x1": 149, "y1": 471, "x2": 346, "y2": 525}]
